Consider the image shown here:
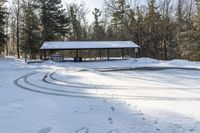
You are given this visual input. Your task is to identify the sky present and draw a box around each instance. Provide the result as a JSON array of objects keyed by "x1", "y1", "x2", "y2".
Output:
[
  {"x1": 62, "y1": 0, "x2": 105, "y2": 10},
  {"x1": 63, "y1": 0, "x2": 147, "y2": 10}
]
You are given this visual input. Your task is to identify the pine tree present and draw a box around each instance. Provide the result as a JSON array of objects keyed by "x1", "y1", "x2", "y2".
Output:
[
  {"x1": 188, "y1": 1, "x2": 200, "y2": 60},
  {"x1": 20, "y1": 0, "x2": 41, "y2": 59},
  {"x1": 176, "y1": 0, "x2": 185, "y2": 58},
  {"x1": 0, "y1": 0, "x2": 7, "y2": 54},
  {"x1": 56, "y1": 10, "x2": 70, "y2": 41},
  {"x1": 38, "y1": 0, "x2": 69, "y2": 42},
  {"x1": 67, "y1": 3, "x2": 88, "y2": 41},
  {"x1": 159, "y1": 0, "x2": 173, "y2": 60},
  {"x1": 106, "y1": 0, "x2": 135, "y2": 40},
  {"x1": 69, "y1": 5, "x2": 82, "y2": 40},
  {"x1": 143, "y1": 0, "x2": 161, "y2": 58}
]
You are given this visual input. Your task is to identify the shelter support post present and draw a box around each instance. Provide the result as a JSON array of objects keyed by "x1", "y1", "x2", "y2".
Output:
[
  {"x1": 100, "y1": 49, "x2": 102, "y2": 60},
  {"x1": 76, "y1": 50, "x2": 79, "y2": 57},
  {"x1": 85, "y1": 50, "x2": 87, "y2": 61},
  {"x1": 122, "y1": 49, "x2": 124, "y2": 59},
  {"x1": 50, "y1": 50, "x2": 53, "y2": 55},
  {"x1": 135, "y1": 48, "x2": 139, "y2": 58},
  {"x1": 107, "y1": 49, "x2": 110, "y2": 60},
  {"x1": 43, "y1": 50, "x2": 46, "y2": 60},
  {"x1": 89, "y1": 50, "x2": 91, "y2": 61}
]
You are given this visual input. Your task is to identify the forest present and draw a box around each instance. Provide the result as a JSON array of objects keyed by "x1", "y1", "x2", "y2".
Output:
[{"x1": 0, "y1": 0, "x2": 200, "y2": 61}]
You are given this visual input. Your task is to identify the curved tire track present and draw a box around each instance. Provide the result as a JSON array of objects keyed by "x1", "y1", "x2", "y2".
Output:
[
  {"x1": 13, "y1": 72, "x2": 98, "y2": 99},
  {"x1": 13, "y1": 72, "x2": 200, "y2": 101},
  {"x1": 14, "y1": 72, "x2": 137, "y2": 99},
  {"x1": 49, "y1": 72, "x2": 141, "y2": 90}
]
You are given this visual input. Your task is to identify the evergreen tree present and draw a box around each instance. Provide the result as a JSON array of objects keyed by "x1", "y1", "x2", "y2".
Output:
[
  {"x1": 20, "y1": 0, "x2": 41, "y2": 59},
  {"x1": 176, "y1": 0, "x2": 185, "y2": 58},
  {"x1": 69, "y1": 5, "x2": 82, "y2": 40},
  {"x1": 185, "y1": 0, "x2": 200, "y2": 60},
  {"x1": 38, "y1": 0, "x2": 69, "y2": 42},
  {"x1": 159, "y1": 0, "x2": 174, "y2": 60},
  {"x1": 143, "y1": 0, "x2": 161, "y2": 58},
  {"x1": 0, "y1": 0, "x2": 7, "y2": 54},
  {"x1": 67, "y1": 3, "x2": 88, "y2": 41},
  {"x1": 106, "y1": 0, "x2": 135, "y2": 40}
]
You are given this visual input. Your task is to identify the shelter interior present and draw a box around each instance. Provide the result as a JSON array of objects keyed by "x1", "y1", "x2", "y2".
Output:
[{"x1": 43, "y1": 48, "x2": 139, "y2": 62}]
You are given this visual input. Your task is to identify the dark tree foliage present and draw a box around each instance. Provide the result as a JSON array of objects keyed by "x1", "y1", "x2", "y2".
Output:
[
  {"x1": 20, "y1": 0, "x2": 41, "y2": 59},
  {"x1": 5, "y1": 0, "x2": 200, "y2": 60},
  {"x1": 38, "y1": 0, "x2": 70, "y2": 42},
  {"x1": 0, "y1": 0, "x2": 7, "y2": 53}
]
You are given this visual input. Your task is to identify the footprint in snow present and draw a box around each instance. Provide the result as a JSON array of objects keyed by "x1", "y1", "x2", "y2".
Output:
[
  {"x1": 38, "y1": 127, "x2": 52, "y2": 133},
  {"x1": 189, "y1": 129, "x2": 195, "y2": 132},
  {"x1": 108, "y1": 117, "x2": 114, "y2": 124},
  {"x1": 75, "y1": 127, "x2": 89, "y2": 133},
  {"x1": 111, "y1": 107, "x2": 115, "y2": 112},
  {"x1": 156, "y1": 128, "x2": 160, "y2": 131}
]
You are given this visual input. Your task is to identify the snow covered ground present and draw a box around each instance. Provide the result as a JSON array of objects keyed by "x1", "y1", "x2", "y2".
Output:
[{"x1": 0, "y1": 57, "x2": 200, "y2": 133}]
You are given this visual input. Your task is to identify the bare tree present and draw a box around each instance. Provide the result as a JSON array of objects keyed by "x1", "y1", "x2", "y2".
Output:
[{"x1": 10, "y1": 0, "x2": 21, "y2": 58}]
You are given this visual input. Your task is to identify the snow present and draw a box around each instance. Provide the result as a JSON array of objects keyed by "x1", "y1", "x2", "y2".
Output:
[
  {"x1": 40, "y1": 41, "x2": 140, "y2": 50},
  {"x1": 0, "y1": 56, "x2": 200, "y2": 133}
]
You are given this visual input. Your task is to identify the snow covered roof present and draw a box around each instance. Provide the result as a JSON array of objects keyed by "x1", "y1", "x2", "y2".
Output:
[{"x1": 40, "y1": 41, "x2": 140, "y2": 50}]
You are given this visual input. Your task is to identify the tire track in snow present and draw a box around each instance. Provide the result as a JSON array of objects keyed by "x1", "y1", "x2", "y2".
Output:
[
  {"x1": 13, "y1": 72, "x2": 200, "y2": 101},
  {"x1": 42, "y1": 73, "x2": 149, "y2": 99},
  {"x1": 97, "y1": 66, "x2": 200, "y2": 72},
  {"x1": 13, "y1": 72, "x2": 98, "y2": 99},
  {"x1": 14, "y1": 72, "x2": 134, "y2": 99},
  {"x1": 49, "y1": 72, "x2": 136, "y2": 90}
]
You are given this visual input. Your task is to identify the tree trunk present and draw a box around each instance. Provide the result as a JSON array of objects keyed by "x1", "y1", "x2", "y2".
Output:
[
  {"x1": 16, "y1": 0, "x2": 20, "y2": 58},
  {"x1": 164, "y1": 40, "x2": 168, "y2": 60}
]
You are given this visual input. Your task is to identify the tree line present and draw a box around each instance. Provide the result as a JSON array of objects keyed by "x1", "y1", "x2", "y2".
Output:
[{"x1": 0, "y1": 0, "x2": 200, "y2": 60}]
